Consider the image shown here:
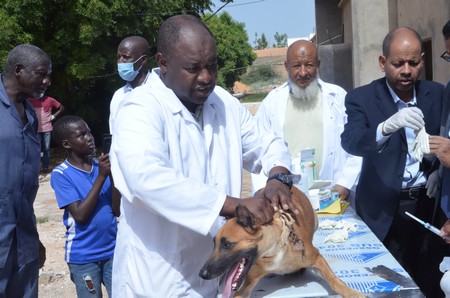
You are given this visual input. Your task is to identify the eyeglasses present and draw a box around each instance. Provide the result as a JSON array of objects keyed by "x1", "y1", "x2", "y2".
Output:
[{"x1": 441, "y1": 51, "x2": 450, "y2": 62}]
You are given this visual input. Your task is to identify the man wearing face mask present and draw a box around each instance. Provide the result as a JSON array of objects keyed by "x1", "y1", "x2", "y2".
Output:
[{"x1": 109, "y1": 36, "x2": 150, "y2": 133}]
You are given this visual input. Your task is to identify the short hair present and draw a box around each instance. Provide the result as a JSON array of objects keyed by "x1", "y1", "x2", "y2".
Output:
[
  {"x1": 53, "y1": 115, "x2": 84, "y2": 147},
  {"x1": 382, "y1": 27, "x2": 423, "y2": 57},
  {"x1": 119, "y1": 36, "x2": 150, "y2": 56},
  {"x1": 4, "y1": 44, "x2": 50, "y2": 74},
  {"x1": 156, "y1": 14, "x2": 214, "y2": 59},
  {"x1": 443, "y1": 20, "x2": 450, "y2": 38}
]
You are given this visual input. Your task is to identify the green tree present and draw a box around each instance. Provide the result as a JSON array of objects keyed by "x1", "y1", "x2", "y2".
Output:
[
  {"x1": 254, "y1": 33, "x2": 268, "y2": 50},
  {"x1": 273, "y1": 32, "x2": 287, "y2": 48},
  {"x1": 0, "y1": 0, "x2": 219, "y2": 139},
  {"x1": 202, "y1": 11, "x2": 255, "y2": 90}
]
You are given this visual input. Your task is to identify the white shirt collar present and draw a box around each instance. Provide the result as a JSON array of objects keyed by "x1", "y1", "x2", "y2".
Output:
[
  {"x1": 124, "y1": 71, "x2": 150, "y2": 93},
  {"x1": 385, "y1": 79, "x2": 417, "y2": 107}
]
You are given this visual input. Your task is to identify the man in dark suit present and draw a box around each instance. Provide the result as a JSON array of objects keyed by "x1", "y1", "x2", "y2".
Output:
[
  {"x1": 430, "y1": 19, "x2": 450, "y2": 241},
  {"x1": 341, "y1": 27, "x2": 444, "y2": 297},
  {"x1": 428, "y1": 19, "x2": 450, "y2": 297}
]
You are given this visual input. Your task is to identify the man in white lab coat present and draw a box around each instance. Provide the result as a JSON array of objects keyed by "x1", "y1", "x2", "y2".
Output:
[
  {"x1": 252, "y1": 40, "x2": 361, "y2": 205},
  {"x1": 109, "y1": 36, "x2": 151, "y2": 133},
  {"x1": 110, "y1": 15, "x2": 296, "y2": 297}
]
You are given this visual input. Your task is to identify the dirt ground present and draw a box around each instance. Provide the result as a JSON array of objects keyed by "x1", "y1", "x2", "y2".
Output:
[
  {"x1": 36, "y1": 142, "x2": 77, "y2": 298},
  {"x1": 38, "y1": 220, "x2": 77, "y2": 298}
]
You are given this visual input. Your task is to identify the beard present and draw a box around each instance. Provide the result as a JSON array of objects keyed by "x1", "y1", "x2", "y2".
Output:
[{"x1": 289, "y1": 76, "x2": 320, "y2": 101}]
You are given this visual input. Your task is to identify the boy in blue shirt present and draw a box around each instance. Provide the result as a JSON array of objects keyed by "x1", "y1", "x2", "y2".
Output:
[{"x1": 50, "y1": 115, "x2": 120, "y2": 297}]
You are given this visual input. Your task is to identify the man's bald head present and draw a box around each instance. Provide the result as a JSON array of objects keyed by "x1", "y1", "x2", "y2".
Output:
[
  {"x1": 286, "y1": 40, "x2": 318, "y2": 64},
  {"x1": 4, "y1": 44, "x2": 51, "y2": 75},
  {"x1": 379, "y1": 27, "x2": 424, "y2": 100},
  {"x1": 285, "y1": 40, "x2": 320, "y2": 92},
  {"x1": 116, "y1": 35, "x2": 151, "y2": 85},
  {"x1": 118, "y1": 36, "x2": 150, "y2": 57},
  {"x1": 155, "y1": 14, "x2": 218, "y2": 110},
  {"x1": 157, "y1": 14, "x2": 214, "y2": 60},
  {"x1": 382, "y1": 27, "x2": 423, "y2": 57}
]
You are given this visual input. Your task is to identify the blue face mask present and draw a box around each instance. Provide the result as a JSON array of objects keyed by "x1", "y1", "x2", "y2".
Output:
[{"x1": 117, "y1": 55, "x2": 145, "y2": 82}]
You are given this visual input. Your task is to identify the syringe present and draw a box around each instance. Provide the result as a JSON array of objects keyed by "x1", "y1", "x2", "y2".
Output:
[{"x1": 405, "y1": 211, "x2": 450, "y2": 240}]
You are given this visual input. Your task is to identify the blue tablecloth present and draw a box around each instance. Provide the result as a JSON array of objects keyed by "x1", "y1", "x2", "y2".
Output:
[{"x1": 250, "y1": 207, "x2": 424, "y2": 297}]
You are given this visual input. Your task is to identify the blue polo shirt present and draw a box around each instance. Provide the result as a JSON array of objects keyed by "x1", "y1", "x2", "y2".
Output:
[
  {"x1": 0, "y1": 74, "x2": 41, "y2": 268},
  {"x1": 51, "y1": 160, "x2": 117, "y2": 264}
]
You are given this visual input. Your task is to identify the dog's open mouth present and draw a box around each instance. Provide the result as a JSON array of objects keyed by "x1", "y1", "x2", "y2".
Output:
[{"x1": 222, "y1": 255, "x2": 254, "y2": 298}]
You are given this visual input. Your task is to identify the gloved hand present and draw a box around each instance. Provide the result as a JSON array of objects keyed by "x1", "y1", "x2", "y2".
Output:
[
  {"x1": 426, "y1": 170, "x2": 439, "y2": 198},
  {"x1": 382, "y1": 107, "x2": 424, "y2": 135},
  {"x1": 51, "y1": 114, "x2": 55, "y2": 121}
]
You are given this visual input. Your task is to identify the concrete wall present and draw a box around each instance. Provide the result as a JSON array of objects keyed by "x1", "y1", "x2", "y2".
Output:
[
  {"x1": 317, "y1": 0, "x2": 450, "y2": 89},
  {"x1": 318, "y1": 43, "x2": 353, "y2": 91},
  {"x1": 395, "y1": 0, "x2": 450, "y2": 85},
  {"x1": 315, "y1": 0, "x2": 353, "y2": 90},
  {"x1": 349, "y1": 0, "x2": 393, "y2": 87},
  {"x1": 315, "y1": 0, "x2": 343, "y2": 45},
  {"x1": 340, "y1": 0, "x2": 352, "y2": 44}
]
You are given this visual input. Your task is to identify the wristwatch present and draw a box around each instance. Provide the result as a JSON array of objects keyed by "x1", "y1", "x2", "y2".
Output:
[{"x1": 267, "y1": 173, "x2": 293, "y2": 189}]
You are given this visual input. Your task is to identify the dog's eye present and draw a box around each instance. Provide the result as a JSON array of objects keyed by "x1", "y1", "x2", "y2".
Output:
[{"x1": 220, "y1": 238, "x2": 234, "y2": 250}]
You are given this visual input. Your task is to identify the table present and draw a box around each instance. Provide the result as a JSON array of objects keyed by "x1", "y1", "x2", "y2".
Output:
[{"x1": 250, "y1": 207, "x2": 425, "y2": 297}]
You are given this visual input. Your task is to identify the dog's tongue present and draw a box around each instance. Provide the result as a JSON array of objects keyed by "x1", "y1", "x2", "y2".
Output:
[{"x1": 222, "y1": 262, "x2": 240, "y2": 298}]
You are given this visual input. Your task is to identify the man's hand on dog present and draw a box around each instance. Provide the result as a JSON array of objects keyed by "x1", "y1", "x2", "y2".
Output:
[
  {"x1": 221, "y1": 196, "x2": 275, "y2": 224},
  {"x1": 221, "y1": 167, "x2": 299, "y2": 224},
  {"x1": 262, "y1": 179, "x2": 299, "y2": 215},
  {"x1": 263, "y1": 166, "x2": 299, "y2": 215}
]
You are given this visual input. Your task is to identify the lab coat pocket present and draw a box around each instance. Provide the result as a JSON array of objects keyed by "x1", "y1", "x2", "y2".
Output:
[{"x1": 122, "y1": 243, "x2": 183, "y2": 297}]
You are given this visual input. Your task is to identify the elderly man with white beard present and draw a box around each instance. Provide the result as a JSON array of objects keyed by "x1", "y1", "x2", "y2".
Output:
[{"x1": 252, "y1": 40, "x2": 361, "y2": 205}]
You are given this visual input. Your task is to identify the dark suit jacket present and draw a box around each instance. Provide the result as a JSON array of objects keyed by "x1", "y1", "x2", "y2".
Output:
[
  {"x1": 440, "y1": 82, "x2": 450, "y2": 218},
  {"x1": 341, "y1": 77, "x2": 444, "y2": 240}
]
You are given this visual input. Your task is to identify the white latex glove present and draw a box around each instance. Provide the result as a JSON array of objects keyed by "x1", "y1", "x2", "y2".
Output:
[
  {"x1": 382, "y1": 107, "x2": 424, "y2": 134},
  {"x1": 426, "y1": 170, "x2": 439, "y2": 198},
  {"x1": 440, "y1": 257, "x2": 450, "y2": 298},
  {"x1": 412, "y1": 127, "x2": 430, "y2": 162},
  {"x1": 51, "y1": 114, "x2": 55, "y2": 121},
  {"x1": 440, "y1": 271, "x2": 450, "y2": 298}
]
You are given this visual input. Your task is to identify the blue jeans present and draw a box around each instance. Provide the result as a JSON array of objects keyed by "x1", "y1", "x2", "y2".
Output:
[
  {"x1": 68, "y1": 258, "x2": 113, "y2": 298},
  {"x1": 38, "y1": 131, "x2": 51, "y2": 170}
]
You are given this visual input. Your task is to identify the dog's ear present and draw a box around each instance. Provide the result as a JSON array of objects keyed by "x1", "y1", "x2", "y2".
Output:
[
  {"x1": 235, "y1": 205, "x2": 259, "y2": 234},
  {"x1": 236, "y1": 205, "x2": 253, "y2": 227}
]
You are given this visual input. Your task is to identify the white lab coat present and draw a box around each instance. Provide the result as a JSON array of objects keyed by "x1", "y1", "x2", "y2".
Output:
[
  {"x1": 109, "y1": 71, "x2": 151, "y2": 133},
  {"x1": 110, "y1": 68, "x2": 290, "y2": 297},
  {"x1": 252, "y1": 80, "x2": 361, "y2": 196}
]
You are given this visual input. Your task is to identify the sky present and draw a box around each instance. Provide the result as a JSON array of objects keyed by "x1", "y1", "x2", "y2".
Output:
[{"x1": 210, "y1": 0, "x2": 316, "y2": 46}]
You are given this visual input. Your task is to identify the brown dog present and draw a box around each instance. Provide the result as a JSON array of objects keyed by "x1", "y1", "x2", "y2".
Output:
[{"x1": 199, "y1": 187, "x2": 365, "y2": 298}]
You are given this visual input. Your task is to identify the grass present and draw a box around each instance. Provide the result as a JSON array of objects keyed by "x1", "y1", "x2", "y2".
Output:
[
  {"x1": 37, "y1": 216, "x2": 50, "y2": 224},
  {"x1": 240, "y1": 93, "x2": 267, "y2": 102}
]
